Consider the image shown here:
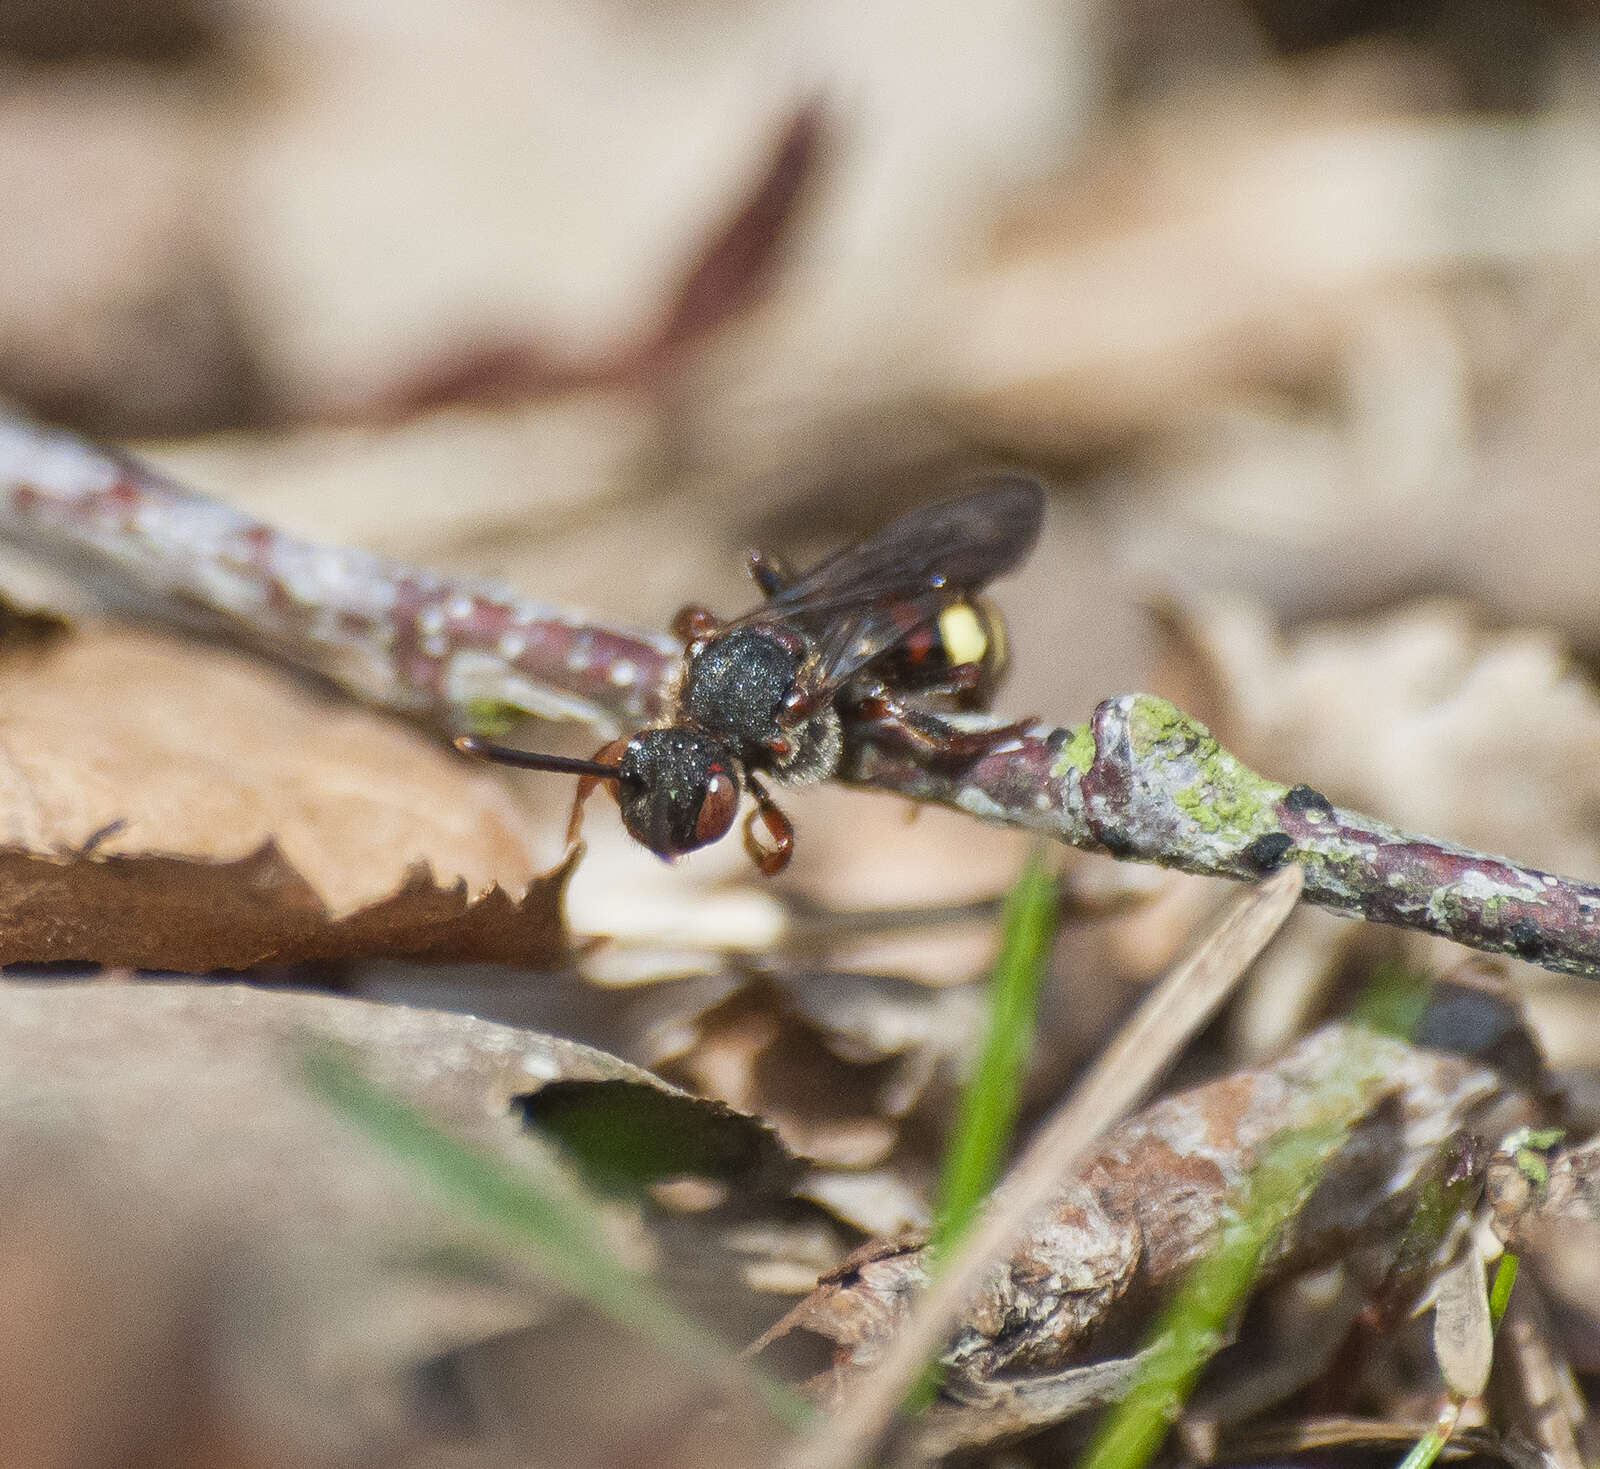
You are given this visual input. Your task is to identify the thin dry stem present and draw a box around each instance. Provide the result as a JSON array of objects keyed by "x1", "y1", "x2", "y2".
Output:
[
  {"x1": 1494, "y1": 1272, "x2": 1588, "y2": 1468},
  {"x1": 777, "y1": 865, "x2": 1304, "y2": 1469}
]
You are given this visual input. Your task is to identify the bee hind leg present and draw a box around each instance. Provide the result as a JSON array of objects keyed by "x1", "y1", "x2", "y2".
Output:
[
  {"x1": 747, "y1": 547, "x2": 798, "y2": 599},
  {"x1": 849, "y1": 689, "x2": 1033, "y2": 765},
  {"x1": 917, "y1": 660, "x2": 989, "y2": 711}
]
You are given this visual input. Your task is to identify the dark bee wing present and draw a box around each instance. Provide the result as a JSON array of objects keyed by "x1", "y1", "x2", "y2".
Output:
[
  {"x1": 761, "y1": 474, "x2": 1043, "y2": 624},
  {"x1": 736, "y1": 473, "x2": 1044, "y2": 697}
]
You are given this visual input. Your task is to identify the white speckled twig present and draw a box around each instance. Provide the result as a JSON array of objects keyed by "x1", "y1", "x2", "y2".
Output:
[{"x1": 0, "y1": 414, "x2": 680, "y2": 737}]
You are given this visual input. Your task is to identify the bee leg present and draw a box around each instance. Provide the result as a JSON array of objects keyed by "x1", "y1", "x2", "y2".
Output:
[
  {"x1": 670, "y1": 604, "x2": 721, "y2": 643},
  {"x1": 747, "y1": 547, "x2": 797, "y2": 599},
  {"x1": 565, "y1": 738, "x2": 629, "y2": 845},
  {"x1": 850, "y1": 690, "x2": 1032, "y2": 764},
  {"x1": 922, "y1": 661, "x2": 990, "y2": 712},
  {"x1": 742, "y1": 772, "x2": 795, "y2": 875}
]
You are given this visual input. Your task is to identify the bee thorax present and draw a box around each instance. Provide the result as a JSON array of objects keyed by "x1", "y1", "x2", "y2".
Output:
[{"x1": 682, "y1": 626, "x2": 799, "y2": 750}]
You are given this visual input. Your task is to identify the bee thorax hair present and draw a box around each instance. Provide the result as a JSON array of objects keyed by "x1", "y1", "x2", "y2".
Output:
[{"x1": 772, "y1": 705, "x2": 842, "y2": 785}]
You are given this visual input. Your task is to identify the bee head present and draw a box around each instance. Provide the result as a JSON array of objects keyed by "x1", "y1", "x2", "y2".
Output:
[{"x1": 616, "y1": 727, "x2": 741, "y2": 859}]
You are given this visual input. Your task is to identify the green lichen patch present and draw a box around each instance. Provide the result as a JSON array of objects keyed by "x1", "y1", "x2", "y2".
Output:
[
  {"x1": 1128, "y1": 696, "x2": 1286, "y2": 840},
  {"x1": 1125, "y1": 695, "x2": 1199, "y2": 761},
  {"x1": 463, "y1": 697, "x2": 526, "y2": 737},
  {"x1": 1049, "y1": 722, "x2": 1097, "y2": 780},
  {"x1": 1504, "y1": 1126, "x2": 1565, "y2": 1192},
  {"x1": 1297, "y1": 843, "x2": 1373, "y2": 898}
]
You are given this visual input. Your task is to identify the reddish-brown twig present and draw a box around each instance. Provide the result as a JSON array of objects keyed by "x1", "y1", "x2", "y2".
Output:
[{"x1": 0, "y1": 414, "x2": 680, "y2": 738}]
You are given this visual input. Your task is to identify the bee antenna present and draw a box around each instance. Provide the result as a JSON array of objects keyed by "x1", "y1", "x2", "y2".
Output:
[{"x1": 453, "y1": 734, "x2": 621, "y2": 780}]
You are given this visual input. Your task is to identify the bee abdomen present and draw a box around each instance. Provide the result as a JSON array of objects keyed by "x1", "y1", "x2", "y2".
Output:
[{"x1": 878, "y1": 595, "x2": 1008, "y2": 709}]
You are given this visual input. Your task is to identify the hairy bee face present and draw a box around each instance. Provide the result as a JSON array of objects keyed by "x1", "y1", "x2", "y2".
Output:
[{"x1": 616, "y1": 727, "x2": 740, "y2": 859}]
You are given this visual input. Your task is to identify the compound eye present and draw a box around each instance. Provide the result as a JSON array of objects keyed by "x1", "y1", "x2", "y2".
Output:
[{"x1": 692, "y1": 768, "x2": 738, "y2": 847}]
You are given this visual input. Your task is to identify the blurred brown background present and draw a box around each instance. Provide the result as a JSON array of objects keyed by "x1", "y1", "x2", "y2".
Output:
[{"x1": 9, "y1": 4, "x2": 1600, "y2": 1464}]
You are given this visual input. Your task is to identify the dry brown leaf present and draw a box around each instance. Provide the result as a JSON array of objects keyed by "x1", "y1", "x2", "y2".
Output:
[
  {"x1": 0, "y1": 69, "x2": 260, "y2": 438},
  {"x1": 0, "y1": 980, "x2": 799, "y2": 1468},
  {"x1": 636, "y1": 968, "x2": 980, "y2": 1170},
  {"x1": 224, "y1": 0, "x2": 1087, "y2": 419},
  {"x1": 358, "y1": 102, "x2": 827, "y2": 420},
  {"x1": 0, "y1": 620, "x2": 565, "y2": 968}
]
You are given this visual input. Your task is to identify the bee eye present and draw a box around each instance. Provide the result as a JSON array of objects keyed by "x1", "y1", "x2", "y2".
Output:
[{"x1": 693, "y1": 770, "x2": 738, "y2": 847}]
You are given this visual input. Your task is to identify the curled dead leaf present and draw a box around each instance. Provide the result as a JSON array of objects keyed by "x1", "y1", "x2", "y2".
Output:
[
  {"x1": 0, "y1": 620, "x2": 566, "y2": 968},
  {"x1": 1432, "y1": 1249, "x2": 1494, "y2": 1400}
]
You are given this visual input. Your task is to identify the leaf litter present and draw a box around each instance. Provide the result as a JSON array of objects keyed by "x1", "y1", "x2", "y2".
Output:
[
  {"x1": 8, "y1": 1, "x2": 1600, "y2": 1464},
  {"x1": 0, "y1": 981, "x2": 836, "y2": 1468}
]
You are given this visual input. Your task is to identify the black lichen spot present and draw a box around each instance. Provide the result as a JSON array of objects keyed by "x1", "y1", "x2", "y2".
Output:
[
  {"x1": 1045, "y1": 728, "x2": 1068, "y2": 753},
  {"x1": 1507, "y1": 917, "x2": 1543, "y2": 959},
  {"x1": 1284, "y1": 783, "x2": 1333, "y2": 816},
  {"x1": 1241, "y1": 831, "x2": 1294, "y2": 871},
  {"x1": 1096, "y1": 827, "x2": 1136, "y2": 859}
]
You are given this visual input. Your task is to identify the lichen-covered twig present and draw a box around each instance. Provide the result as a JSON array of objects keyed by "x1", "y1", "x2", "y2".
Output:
[
  {"x1": 844, "y1": 698, "x2": 1600, "y2": 979},
  {"x1": 2, "y1": 413, "x2": 1599, "y2": 977}
]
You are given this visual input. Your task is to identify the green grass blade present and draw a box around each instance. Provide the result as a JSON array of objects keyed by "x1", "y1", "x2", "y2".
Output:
[
  {"x1": 1487, "y1": 1251, "x2": 1518, "y2": 1323},
  {"x1": 907, "y1": 847, "x2": 1058, "y2": 1412},
  {"x1": 930, "y1": 845, "x2": 1060, "y2": 1259},
  {"x1": 301, "y1": 1043, "x2": 811, "y2": 1429},
  {"x1": 1076, "y1": 1015, "x2": 1422, "y2": 1469},
  {"x1": 1075, "y1": 1114, "x2": 1353, "y2": 1469},
  {"x1": 1393, "y1": 1423, "x2": 1449, "y2": 1469}
]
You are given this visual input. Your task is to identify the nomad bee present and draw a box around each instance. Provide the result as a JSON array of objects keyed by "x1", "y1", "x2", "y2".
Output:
[{"x1": 457, "y1": 475, "x2": 1044, "y2": 874}]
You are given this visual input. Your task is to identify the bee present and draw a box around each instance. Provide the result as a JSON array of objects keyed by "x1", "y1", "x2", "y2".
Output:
[{"x1": 457, "y1": 475, "x2": 1044, "y2": 874}]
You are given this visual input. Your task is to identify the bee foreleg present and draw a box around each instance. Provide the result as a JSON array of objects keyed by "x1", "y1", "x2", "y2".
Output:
[
  {"x1": 742, "y1": 772, "x2": 795, "y2": 875},
  {"x1": 565, "y1": 737, "x2": 629, "y2": 845},
  {"x1": 670, "y1": 604, "x2": 721, "y2": 644}
]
